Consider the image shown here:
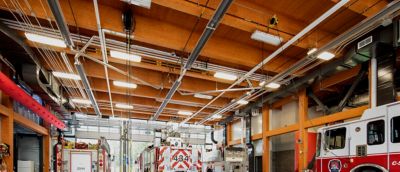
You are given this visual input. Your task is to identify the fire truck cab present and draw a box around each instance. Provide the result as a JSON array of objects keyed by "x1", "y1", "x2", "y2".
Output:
[{"x1": 316, "y1": 102, "x2": 400, "y2": 172}]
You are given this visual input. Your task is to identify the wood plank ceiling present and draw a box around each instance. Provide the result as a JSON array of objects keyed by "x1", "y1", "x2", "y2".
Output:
[{"x1": 0, "y1": 0, "x2": 388, "y2": 124}]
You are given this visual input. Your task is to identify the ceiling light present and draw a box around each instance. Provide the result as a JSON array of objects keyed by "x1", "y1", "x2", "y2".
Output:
[
  {"x1": 177, "y1": 110, "x2": 193, "y2": 116},
  {"x1": 115, "y1": 103, "x2": 134, "y2": 110},
  {"x1": 317, "y1": 51, "x2": 335, "y2": 61},
  {"x1": 251, "y1": 30, "x2": 282, "y2": 46},
  {"x1": 113, "y1": 81, "x2": 137, "y2": 89},
  {"x1": 110, "y1": 50, "x2": 141, "y2": 62},
  {"x1": 194, "y1": 93, "x2": 213, "y2": 100},
  {"x1": 214, "y1": 72, "x2": 237, "y2": 81},
  {"x1": 265, "y1": 82, "x2": 281, "y2": 89},
  {"x1": 307, "y1": 48, "x2": 318, "y2": 55},
  {"x1": 122, "y1": 0, "x2": 151, "y2": 9},
  {"x1": 25, "y1": 32, "x2": 67, "y2": 48},
  {"x1": 52, "y1": 71, "x2": 81, "y2": 80},
  {"x1": 110, "y1": 116, "x2": 129, "y2": 121},
  {"x1": 237, "y1": 99, "x2": 249, "y2": 105},
  {"x1": 71, "y1": 98, "x2": 92, "y2": 105},
  {"x1": 211, "y1": 114, "x2": 222, "y2": 119}
]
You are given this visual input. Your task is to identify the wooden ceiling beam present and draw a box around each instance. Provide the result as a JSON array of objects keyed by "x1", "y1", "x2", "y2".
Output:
[
  {"x1": 82, "y1": 108, "x2": 199, "y2": 123},
  {"x1": 38, "y1": 54, "x2": 244, "y2": 99},
  {"x1": 331, "y1": 0, "x2": 388, "y2": 17},
  {"x1": 153, "y1": 0, "x2": 337, "y2": 49},
  {"x1": 63, "y1": 77, "x2": 230, "y2": 108},
  {"x1": 0, "y1": 0, "x2": 297, "y2": 71},
  {"x1": 312, "y1": 65, "x2": 361, "y2": 92},
  {"x1": 72, "y1": 91, "x2": 220, "y2": 115},
  {"x1": 25, "y1": 42, "x2": 255, "y2": 86}
]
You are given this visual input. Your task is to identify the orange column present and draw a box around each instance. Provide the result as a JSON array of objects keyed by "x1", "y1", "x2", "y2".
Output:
[
  {"x1": 298, "y1": 89, "x2": 308, "y2": 171},
  {"x1": 1, "y1": 92, "x2": 14, "y2": 172},
  {"x1": 43, "y1": 121, "x2": 51, "y2": 172},
  {"x1": 226, "y1": 122, "x2": 232, "y2": 146},
  {"x1": 43, "y1": 134, "x2": 50, "y2": 172},
  {"x1": 262, "y1": 105, "x2": 270, "y2": 172}
]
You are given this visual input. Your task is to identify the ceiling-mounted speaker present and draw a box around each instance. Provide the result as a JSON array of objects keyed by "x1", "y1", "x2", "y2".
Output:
[{"x1": 122, "y1": 8, "x2": 135, "y2": 33}]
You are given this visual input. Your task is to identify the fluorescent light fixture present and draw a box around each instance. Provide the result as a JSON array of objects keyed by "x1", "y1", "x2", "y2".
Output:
[
  {"x1": 110, "y1": 50, "x2": 141, "y2": 62},
  {"x1": 115, "y1": 103, "x2": 134, "y2": 110},
  {"x1": 113, "y1": 81, "x2": 137, "y2": 89},
  {"x1": 71, "y1": 98, "x2": 92, "y2": 105},
  {"x1": 259, "y1": 81, "x2": 280, "y2": 89},
  {"x1": 177, "y1": 110, "x2": 193, "y2": 116},
  {"x1": 266, "y1": 82, "x2": 281, "y2": 89},
  {"x1": 307, "y1": 48, "x2": 318, "y2": 55},
  {"x1": 317, "y1": 51, "x2": 335, "y2": 61},
  {"x1": 25, "y1": 32, "x2": 67, "y2": 48},
  {"x1": 211, "y1": 114, "x2": 222, "y2": 119},
  {"x1": 214, "y1": 72, "x2": 237, "y2": 81},
  {"x1": 52, "y1": 71, "x2": 81, "y2": 80},
  {"x1": 122, "y1": 0, "x2": 151, "y2": 9},
  {"x1": 194, "y1": 93, "x2": 213, "y2": 100},
  {"x1": 251, "y1": 30, "x2": 282, "y2": 46},
  {"x1": 237, "y1": 99, "x2": 249, "y2": 105},
  {"x1": 110, "y1": 116, "x2": 129, "y2": 121}
]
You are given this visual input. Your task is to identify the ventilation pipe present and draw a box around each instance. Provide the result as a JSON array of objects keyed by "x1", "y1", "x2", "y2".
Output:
[
  {"x1": 152, "y1": 0, "x2": 234, "y2": 120},
  {"x1": 210, "y1": 126, "x2": 218, "y2": 144},
  {"x1": 0, "y1": 21, "x2": 70, "y2": 119},
  {"x1": 47, "y1": 0, "x2": 74, "y2": 48}
]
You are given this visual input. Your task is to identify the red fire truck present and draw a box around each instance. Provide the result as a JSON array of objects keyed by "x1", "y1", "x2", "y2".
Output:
[
  {"x1": 316, "y1": 102, "x2": 400, "y2": 172},
  {"x1": 137, "y1": 145, "x2": 202, "y2": 172}
]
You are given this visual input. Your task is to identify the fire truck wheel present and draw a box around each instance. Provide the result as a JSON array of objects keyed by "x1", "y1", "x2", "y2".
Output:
[{"x1": 354, "y1": 166, "x2": 383, "y2": 172}]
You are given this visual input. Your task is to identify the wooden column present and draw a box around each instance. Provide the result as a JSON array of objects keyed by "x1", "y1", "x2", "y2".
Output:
[
  {"x1": 43, "y1": 134, "x2": 50, "y2": 172},
  {"x1": 298, "y1": 89, "x2": 308, "y2": 171},
  {"x1": 262, "y1": 105, "x2": 270, "y2": 172},
  {"x1": 1, "y1": 93, "x2": 14, "y2": 172},
  {"x1": 226, "y1": 122, "x2": 232, "y2": 146}
]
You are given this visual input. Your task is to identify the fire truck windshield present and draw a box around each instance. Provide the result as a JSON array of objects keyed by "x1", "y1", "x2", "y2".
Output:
[
  {"x1": 392, "y1": 116, "x2": 400, "y2": 143},
  {"x1": 325, "y1": 127, "x2": 346, "y2": 150}
]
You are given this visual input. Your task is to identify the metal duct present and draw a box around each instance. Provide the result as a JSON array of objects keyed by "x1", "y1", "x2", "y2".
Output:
[
  {"x1": 374, "y1": 43, "x2": 397, "y2": 105},
  {"x1": 152, "y1": 0, "x2": 234, "y2": 120},
  {"x1": 0, "y1": 71, "x2": 65, "y2": 129},
  {"x1": 0, "y1": 21, "x2": 40, "y2": 66},
  {"x1": 47, "y1": 0, "x2": 74, "y2": 47},
  {"x1": 75, "y1": 61, "x2": 102, "y2": 117},
  {"x1": 211, "y1": 127, "x2": 218, "y2": 144},
  {"x1": 0, "y1": 21, "x2": 70, "y2": 118},
  {"x1": 21, "y1": 64, "x2": 69, "y2": 117}
]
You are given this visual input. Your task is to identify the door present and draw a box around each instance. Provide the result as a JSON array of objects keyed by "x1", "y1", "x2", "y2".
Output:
[
  {"x1": 388, "y1": 103, "x2": 400, "y2": 171},
  {"x1": 254, "y1": 156, "x2": 262, "y2": 172}
]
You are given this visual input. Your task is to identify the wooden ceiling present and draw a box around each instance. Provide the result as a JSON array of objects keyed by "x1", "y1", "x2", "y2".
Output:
[{"x1": 0, "y1": 0, "x2": 389, "y2": 124}]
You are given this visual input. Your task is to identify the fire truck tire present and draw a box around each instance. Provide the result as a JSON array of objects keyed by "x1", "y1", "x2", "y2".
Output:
[{"x1": 353, "y1": 166, "x2": 384, "y2": 172}]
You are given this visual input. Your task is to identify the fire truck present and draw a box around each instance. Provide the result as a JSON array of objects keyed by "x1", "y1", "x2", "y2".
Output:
[
  {"x1": 137, "y1": 137, "x2": 202, "y2": 172},
  {"x1": 316, "y1": 102, "x2": 400, "y2": 172},
  {"x1": 54, "y1": 137, "x2": 111, "y2": 172}
]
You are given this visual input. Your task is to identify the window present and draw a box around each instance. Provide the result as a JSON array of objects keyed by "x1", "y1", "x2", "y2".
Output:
[
  {"x1": 316, "y1": 133, "x2": 322, "y2": 157},
  {"x1": 392, "y1": 116, "x2": 400, "y2": 143},
  {"x1": 325, "y1": 127, "x2": 346, "y2": 150},
  {"x1": 367, "y1": 120, "x2": 385, "y2": 145}
]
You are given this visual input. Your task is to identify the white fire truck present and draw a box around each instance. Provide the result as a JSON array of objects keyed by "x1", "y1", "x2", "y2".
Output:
[
  {"x1": 316, "y1": 102, "x2": 400, "y2": 172},
  {"x1": 137, "y1": 138, "x2": 202, "y2": 172},
  {"x1": 54, "y1": 137, "x2": 111, "y2": 172}
]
